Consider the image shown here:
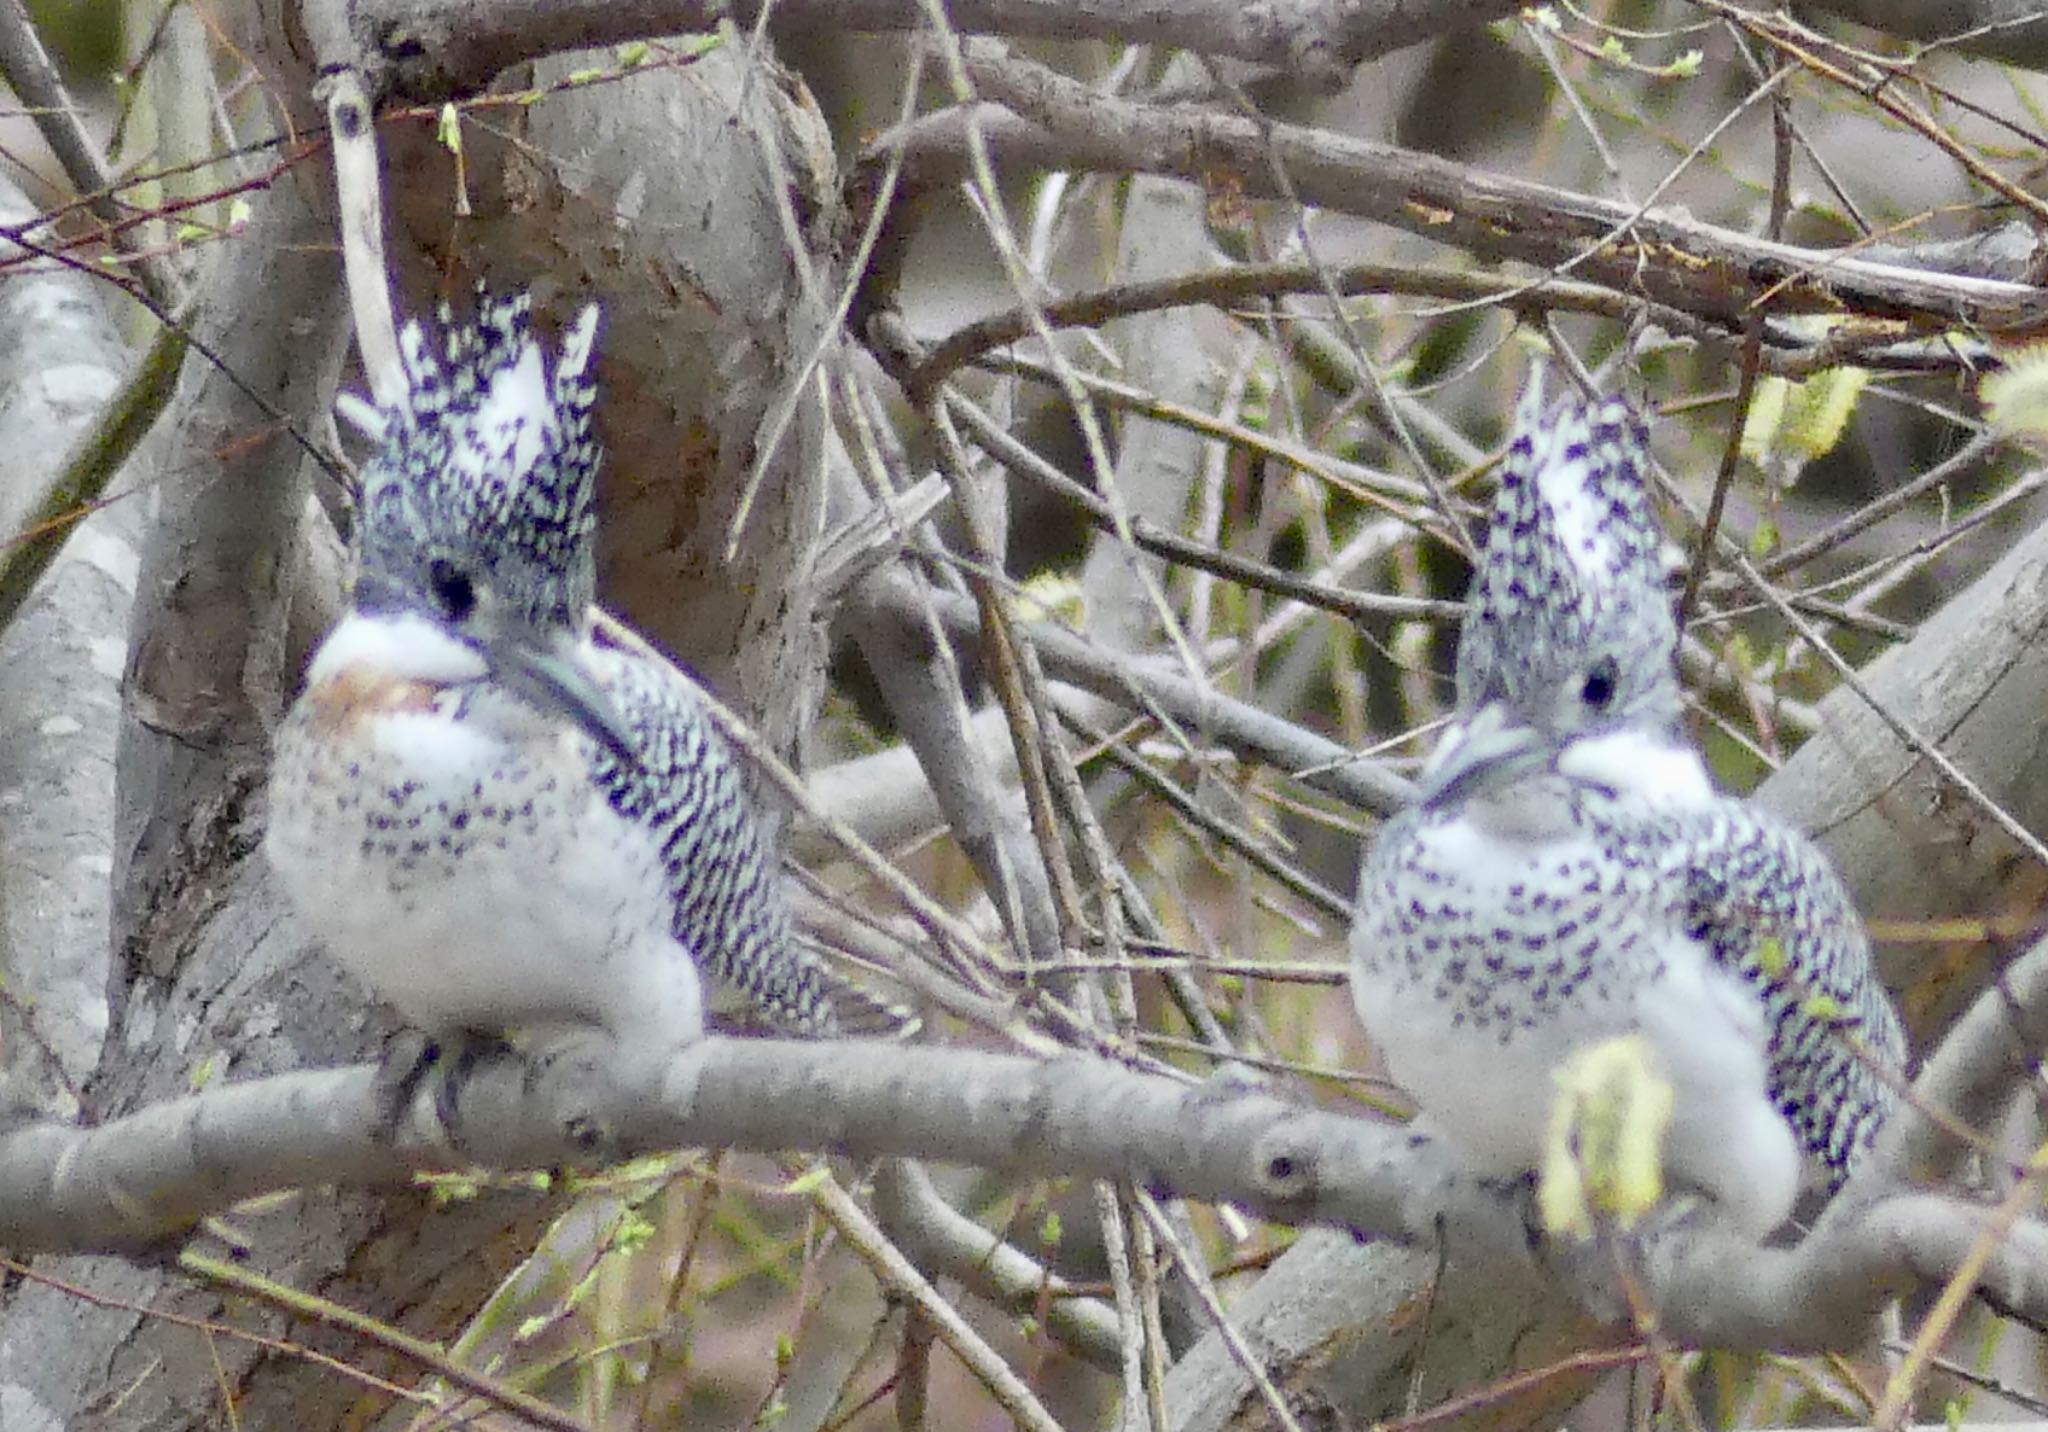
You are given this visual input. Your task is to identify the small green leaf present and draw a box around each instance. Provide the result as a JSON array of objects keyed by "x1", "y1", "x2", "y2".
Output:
[
  {"x1": 435, "y1": 102, "x2": 462, "y2": 155},
  {"x1": 618, "y1": 40, "x2": 651, "y2": 66},
  {"x1": 786, "y1": 1164, "x2": 832, "y2": 1195},
  {"x1": 417, "y1": 1170, "x2": 482, "y2": 1204},
  {"x1": 1040, "y1": 1211, "x2": 1063, "y2": 1247},
  {"x1": 1739, "y1": 376, "x2": 1790, "y2": 469},
  {"x1": 1982, "y1": 344, "x2": 2048, "y2": 439},
  {"x1": 612, "y1": 1209, "x2": 656, "y2": 1255},
  {"x1": 1741, "y1": 347, "x2": 1870, "y2": 488},
  {"x1": 1540, "y1": 1035, "x2": 1673, "y2": 1238},
  {"x1": 1021, "y1": 571, "x2": 1084, "y2": 624},
  {"x1": 1724, "y1": 631, "x2": 1756, "y2": 672},
  {"x1": 1787, "y1": 366, "x2": 1869, "y2": 462}
]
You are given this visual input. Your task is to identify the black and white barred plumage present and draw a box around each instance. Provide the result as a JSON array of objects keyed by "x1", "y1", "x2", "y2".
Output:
[
  {"x1": 270, "y1": 289, "x2": 879, "y2": 1050},
  {"x1": 586, "y1": 637, "x2": 847, "y2": 1033},
  {"x1": 1351, "y1": 376, "x2": 1904, "y2": 1234},
  {"x1": 1651, "y1": 802, "x2": 1903, "y2": 1178}
]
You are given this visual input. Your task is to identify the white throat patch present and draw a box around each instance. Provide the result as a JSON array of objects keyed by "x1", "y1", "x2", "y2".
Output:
[
  {"x1": 1557, "y1": 725, "x2": 1713, "y2": 807},
  {"x1": 306, "y1": 610, "x2": 488, "y2": 688}
]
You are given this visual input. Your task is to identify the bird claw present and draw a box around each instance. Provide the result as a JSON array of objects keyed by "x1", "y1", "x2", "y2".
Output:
[
  {"x1": 371, "y1": 1029, "x2": 512, "y2": 1145},
  {"x1": 369, "y1": 1029, "x2": 437, "y2": 1141}
]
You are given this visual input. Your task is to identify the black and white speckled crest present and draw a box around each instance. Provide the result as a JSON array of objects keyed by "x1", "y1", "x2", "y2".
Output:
[
  {"x1": 354, "y1": 289, "x2": 602, "y2": 631},
  {"x1": 1454, "y1": 377, "x2": 1679, "y2": 727}
]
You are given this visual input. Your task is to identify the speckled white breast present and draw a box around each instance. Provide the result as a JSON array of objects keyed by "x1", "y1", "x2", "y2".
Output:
[
  {"x1": 267, "y1": 627, "x2": 704, "y2": 1049},
  {"x1": 1352, "y1": 787, "x2": 1798, "y2": 1236}
]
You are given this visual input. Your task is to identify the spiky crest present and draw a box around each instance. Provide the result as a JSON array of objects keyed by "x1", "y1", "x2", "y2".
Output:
[
  {"x1": 1453, "y1": 375, "x2": 1680, "y2": 735},
  {"x1": 354, "y1": 288, "x2": 603, "y2": 631}
]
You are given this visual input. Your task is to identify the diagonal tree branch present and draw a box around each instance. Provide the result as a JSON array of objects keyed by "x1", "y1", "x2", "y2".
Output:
[{"x1": 853, "y1": 45, "x2": 2046, "y2": 342}]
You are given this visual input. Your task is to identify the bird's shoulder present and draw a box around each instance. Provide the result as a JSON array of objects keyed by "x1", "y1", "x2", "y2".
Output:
[
  {"x1": 1625, "y1": 794, "x2": 1854, "y2": 929},
  {"x1": 570, "y1": 627, "x2": 751, "y2": 818},
  {"x1": 1617, "y1": 794, "x2": 1904, "y2": 1054}
]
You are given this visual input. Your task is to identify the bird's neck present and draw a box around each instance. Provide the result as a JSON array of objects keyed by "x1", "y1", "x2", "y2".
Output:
[
  {"x1": 306, "y1": 609, "x2": 487, "y2": 689},
  {"x1": 1557, "y1": 725, "x2": 1715, "y2": 809}
]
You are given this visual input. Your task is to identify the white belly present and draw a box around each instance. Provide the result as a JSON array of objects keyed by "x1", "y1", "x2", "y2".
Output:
[
  {"x1": 1353, "y1": 813, "x2": 1799, "y2": 1236},
  {"x1": 268, "y1": 685, "x2": 703, "y2": 1049}
]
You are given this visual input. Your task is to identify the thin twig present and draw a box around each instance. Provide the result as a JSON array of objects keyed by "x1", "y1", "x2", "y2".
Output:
[
  {"x1": 0, "y1": 0, "x2": 178, "y2": 305},
  {"x1": 0, "y1": 315, "x2": 186, "y2": 638},
  {"x1": 179, "y1": 1250, "x2": 596, "y2": 1432},
  {"x1": 1132, "y1": 1192, "x2": 1310, "y2": 1432},
  {"x1": 808, "y1": 1170, "x2": 1069, "y2": 1432},
  {"x1": 944, "y1": 386, "x2": 1454, "y2": 623},
  {"x1": 1725, "y1": 548, "x2": 2048, "y2": 873}
]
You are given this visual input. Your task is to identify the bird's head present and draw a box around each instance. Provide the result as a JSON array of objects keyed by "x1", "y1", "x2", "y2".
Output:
[
  {"x1": 1421, "y1": 377, "x2": 1703, "y2": 810},
  {"x1": 319, "y1": 289, "x2": 634, "y2": 762}
]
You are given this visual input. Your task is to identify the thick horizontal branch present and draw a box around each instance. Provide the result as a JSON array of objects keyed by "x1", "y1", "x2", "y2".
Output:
[
  {"x1": 0, "y1": 1037, "x2": 2042, "y2": 1351},
  {"x1": 0, "y1": 1039, "x2": 1437, "y2": 1253},
  {"x1": 1649, "y1": 1186, "x2": 2048, "y2": 1350},
  {"x1": 327, "y1": 0, "x2": 1525, "y2": 98},
  {"x1": 903, "y1": 260, "x2": 1968, "y2": 399}
]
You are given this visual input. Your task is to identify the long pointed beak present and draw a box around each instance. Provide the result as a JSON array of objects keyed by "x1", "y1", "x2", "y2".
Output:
[
  {"x1": 1418, "y1": 702, "x2": 1550, "y2": 809},
  {"x1": 485, "y1": 627, "x2": 638, "y2": 767}
]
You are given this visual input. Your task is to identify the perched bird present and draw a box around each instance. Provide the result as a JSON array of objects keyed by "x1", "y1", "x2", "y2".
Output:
[
  {"x1": 1350, "y1": 377, "x2": 1905, "y2": 1237},
  {"x1": 269, "y1": 290, "x2": 876, "y2": 1095}
]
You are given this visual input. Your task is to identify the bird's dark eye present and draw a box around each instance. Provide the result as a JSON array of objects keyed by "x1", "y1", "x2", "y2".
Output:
[
  {"x1": 427, "y1": 558, "x2": 476, "y2": 622},
  {"x1": 1581, "y1": 656, "x2": 1620, "y2": 711}
]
